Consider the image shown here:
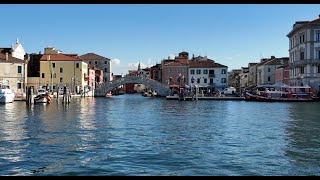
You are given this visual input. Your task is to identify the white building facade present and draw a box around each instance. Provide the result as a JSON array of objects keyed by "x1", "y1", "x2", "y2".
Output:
[
  {"x1": 188, "y1": 57, "x2": 228, "y2": 92},
  {"x1": 0, "y1": 39, "x2": 27, "y2": 94},
  {"x1": 0, "y1": 54, "x2": 27, "y2": 94},
  {"x1": 287, "y1": 16, "x2": 320, "y2": 93}
]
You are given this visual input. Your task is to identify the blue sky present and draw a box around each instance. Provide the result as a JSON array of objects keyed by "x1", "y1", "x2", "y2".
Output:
[{"x1": 1, "y1": 4, "x2": 320, "y2": 75}]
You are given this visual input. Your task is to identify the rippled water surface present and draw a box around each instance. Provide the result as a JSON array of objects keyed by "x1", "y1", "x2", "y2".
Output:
[{"x1": 0, "y1": 94, "x2": 320, "y2": 175}]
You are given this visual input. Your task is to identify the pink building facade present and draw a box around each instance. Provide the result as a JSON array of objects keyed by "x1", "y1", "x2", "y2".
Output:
[
  {"x1": 161, "y1": 56, "x2": 189, "y2": 87},
  {"x1": 275, "y1": 65, "x2": 289, "y2": 84}
]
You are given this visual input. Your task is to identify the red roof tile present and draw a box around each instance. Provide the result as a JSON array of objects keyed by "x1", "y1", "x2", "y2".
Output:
[
  {"x1": 40, "y1": 54, "x2": 82, "y2": 61},
  {"x1": 189, "y1": 59, "x2": 227, "y2": 68},
  {"x1": 163, "y1": 60, "x2": 188, "y2": 67},
  {"x1": 0, "y1": 53, "x2": 25, "y2": 63},
  {"x1": 79, "y1": 53, "x2": 110, "y2": 61}
]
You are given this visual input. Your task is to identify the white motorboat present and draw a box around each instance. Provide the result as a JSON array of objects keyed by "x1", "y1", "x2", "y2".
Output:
[{"x1": 0, "y1": 84, "x2": 15, "y2": 103}]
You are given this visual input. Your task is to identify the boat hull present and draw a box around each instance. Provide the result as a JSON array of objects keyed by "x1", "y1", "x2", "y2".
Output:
[
  {"x1": 0, "y1": 94, "x2": 15, "y2": 103},
  {"x1": 34, "y1": 95, "x2": 51, "y2": 103},
  {"x1": 105, "y1": 92, "x2": 112, "y2": 98},
  {"x1": 244, "y1": 92, "x2": 313, "y2": 102}
]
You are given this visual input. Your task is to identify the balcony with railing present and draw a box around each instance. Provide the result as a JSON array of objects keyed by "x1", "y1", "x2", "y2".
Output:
[
  {"x1": 208, "y1": 74, "x2": 215, "y2": 78},
  {"x1": 290, "y1": 59, "x2": 320, "y2": 67},
  {"x1": 291, "y1": 73, "x2": 320, "y2": 79}
]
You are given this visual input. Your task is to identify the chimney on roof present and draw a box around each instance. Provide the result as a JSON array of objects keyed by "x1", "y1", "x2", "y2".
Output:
[{"x1": 5, "y1": 52, "x2": 8, "y2": 61}]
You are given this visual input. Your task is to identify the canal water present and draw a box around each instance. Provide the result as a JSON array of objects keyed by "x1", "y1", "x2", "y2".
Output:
[{"x1": 0, "y1": 94, "x2": 319, "y2": 176}]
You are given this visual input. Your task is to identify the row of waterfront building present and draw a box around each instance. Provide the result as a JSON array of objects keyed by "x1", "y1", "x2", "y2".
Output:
[
  {"x1": 1, "y1": 15, "x2": 320, "y2": 96},
  {"x1": 0, "y1": 41, "x2": 230, "y2": 96},
  {"x1": 0, "y1": 42, "x2": 112, "y2": 95},
  {"x1": 228, "y1": 15, "x2": 320, "y2": 94}
]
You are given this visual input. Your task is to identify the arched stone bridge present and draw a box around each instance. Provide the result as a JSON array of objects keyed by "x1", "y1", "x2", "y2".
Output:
[{"x1": 94, "y1": 76, "x2": 172, "y2": 97}]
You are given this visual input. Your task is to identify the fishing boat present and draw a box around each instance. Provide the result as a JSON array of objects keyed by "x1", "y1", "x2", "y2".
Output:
[{"x1": 244, "y1": 82, "x2": 314, "y2": 102}]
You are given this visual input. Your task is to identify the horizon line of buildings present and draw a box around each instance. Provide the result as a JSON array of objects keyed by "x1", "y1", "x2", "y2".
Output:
[{"x1": 1, "y1": 15, "x2": 320, "y2": 95}]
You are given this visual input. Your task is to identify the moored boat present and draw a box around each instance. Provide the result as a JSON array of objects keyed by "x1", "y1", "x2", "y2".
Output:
[
  {"x1": 244, "y1": 83, "x2": 314, "y2": 102},
  {"x1": 0, "y1": 84, "x2": 15, "y2": 103},
  {"x1": 105, "y1": 92, "x2": 112, "y2": 98},
  {"x1": 34, "y1": 88, "x2": 51, "y2": 103}
]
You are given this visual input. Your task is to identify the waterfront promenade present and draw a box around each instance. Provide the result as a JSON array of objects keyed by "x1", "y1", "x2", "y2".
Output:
[{"x1": 166, "y1": 95, "x2": 244, "y2": 100}]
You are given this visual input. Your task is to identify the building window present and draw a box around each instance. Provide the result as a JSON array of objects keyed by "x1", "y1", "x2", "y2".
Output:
[
  {"x1": 317, "y1": 50, "x2": 320, "y2": 59},
  {"x1": 51, "y1": 73, "x2": 56, "y2": 78},
  {"x1": 318, "y1": 66, "x2": 320, "y2": 73},
  {"x1": 268, "y1": 76, "x2": 271, "y2": 81},
  {"x1": 196, "y1": 69, "x2": 201, "y2": 74},
  {"x1": 221, "y1": 69, "x2": 226, "y2": 74},
  {"x1": 268, "y1": 68, "x2": 271, "y2": 72},
  {"x1": 197, "y1": 78, "x2": 200, "y2": 84},
  {"x1": 209, "y1": 70, "x2": 215, "y2": 74},
  {"x1": 76, "y1": 63, "x2": 79, "y2": 68},
  {"x1": 204, "y1": 78, "x2": 207, "y2": 83},
  {"x1": 299, "y1": 34, "x2": 305, "y2": 43},
  {"x1": 17, "y1": 83, "x2": 22, "y2": 89},
  {"x1": 105, "y1": 61, "x2": 107, "y2": 64},
  {"x1": 300, "y1": 51, "x2": 304, "y2": 60},
  {"x1": 60, "y1": 77, "x2": 63, "y2": 83},
  {"x1": 17, "y1": 66, "x2": 22, "y2": 73},
  {"x1": 191, "y1": 70, "x2": 195, "y2": 74},
  {"x1": 60, "y1": 68, "x2": 63, "y2": 73},
  {"x1": 95, "y1": 61, "x2": 97, "y2": 65},
  {"x1": 300, "y1": 67, "x2": 304, "y2": 74},
  {"x1": 105, "y1": 68, "x2": 107, "y2": 72},
  {"x1": 210, "y1": 78, "x2": 213, "y2": 84},
  {"x1": 203, "y1": 69, "x2": 208, "y2": 74},
  {"x1": 316, "y1": 33, "x2": 320, "y2": 41},
  {"x1": 89, "y1": 61, "x2": 91, "y2": 64},
  {"x1": 42, "y1": 73, "x2": 45, "y2": 78},
  {"x1": 221, "y1": 78, "x2": 226, "y2": 83},
  {"x1": 52, "y1": 63, "x2": 55, "y2": 68}
]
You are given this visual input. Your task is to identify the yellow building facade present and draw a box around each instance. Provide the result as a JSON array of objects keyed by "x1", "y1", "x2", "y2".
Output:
[{"x1": 39, "y1": 52, "x2": 88, "y2": 93}]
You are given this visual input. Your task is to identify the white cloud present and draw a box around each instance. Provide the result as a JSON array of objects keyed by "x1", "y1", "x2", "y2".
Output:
[
  {"x1": 111, "y1": 58, "x2": 121, "y2": 65},
  {"x1": 169, "y1": 54, "x2": 175, "y2": 59},
  {"x1": 128, "y1": 59, "x2": 156, "y2": 70},
  {"x1": 128, "y1": 62, "x2": 147, "y2": 69}
]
